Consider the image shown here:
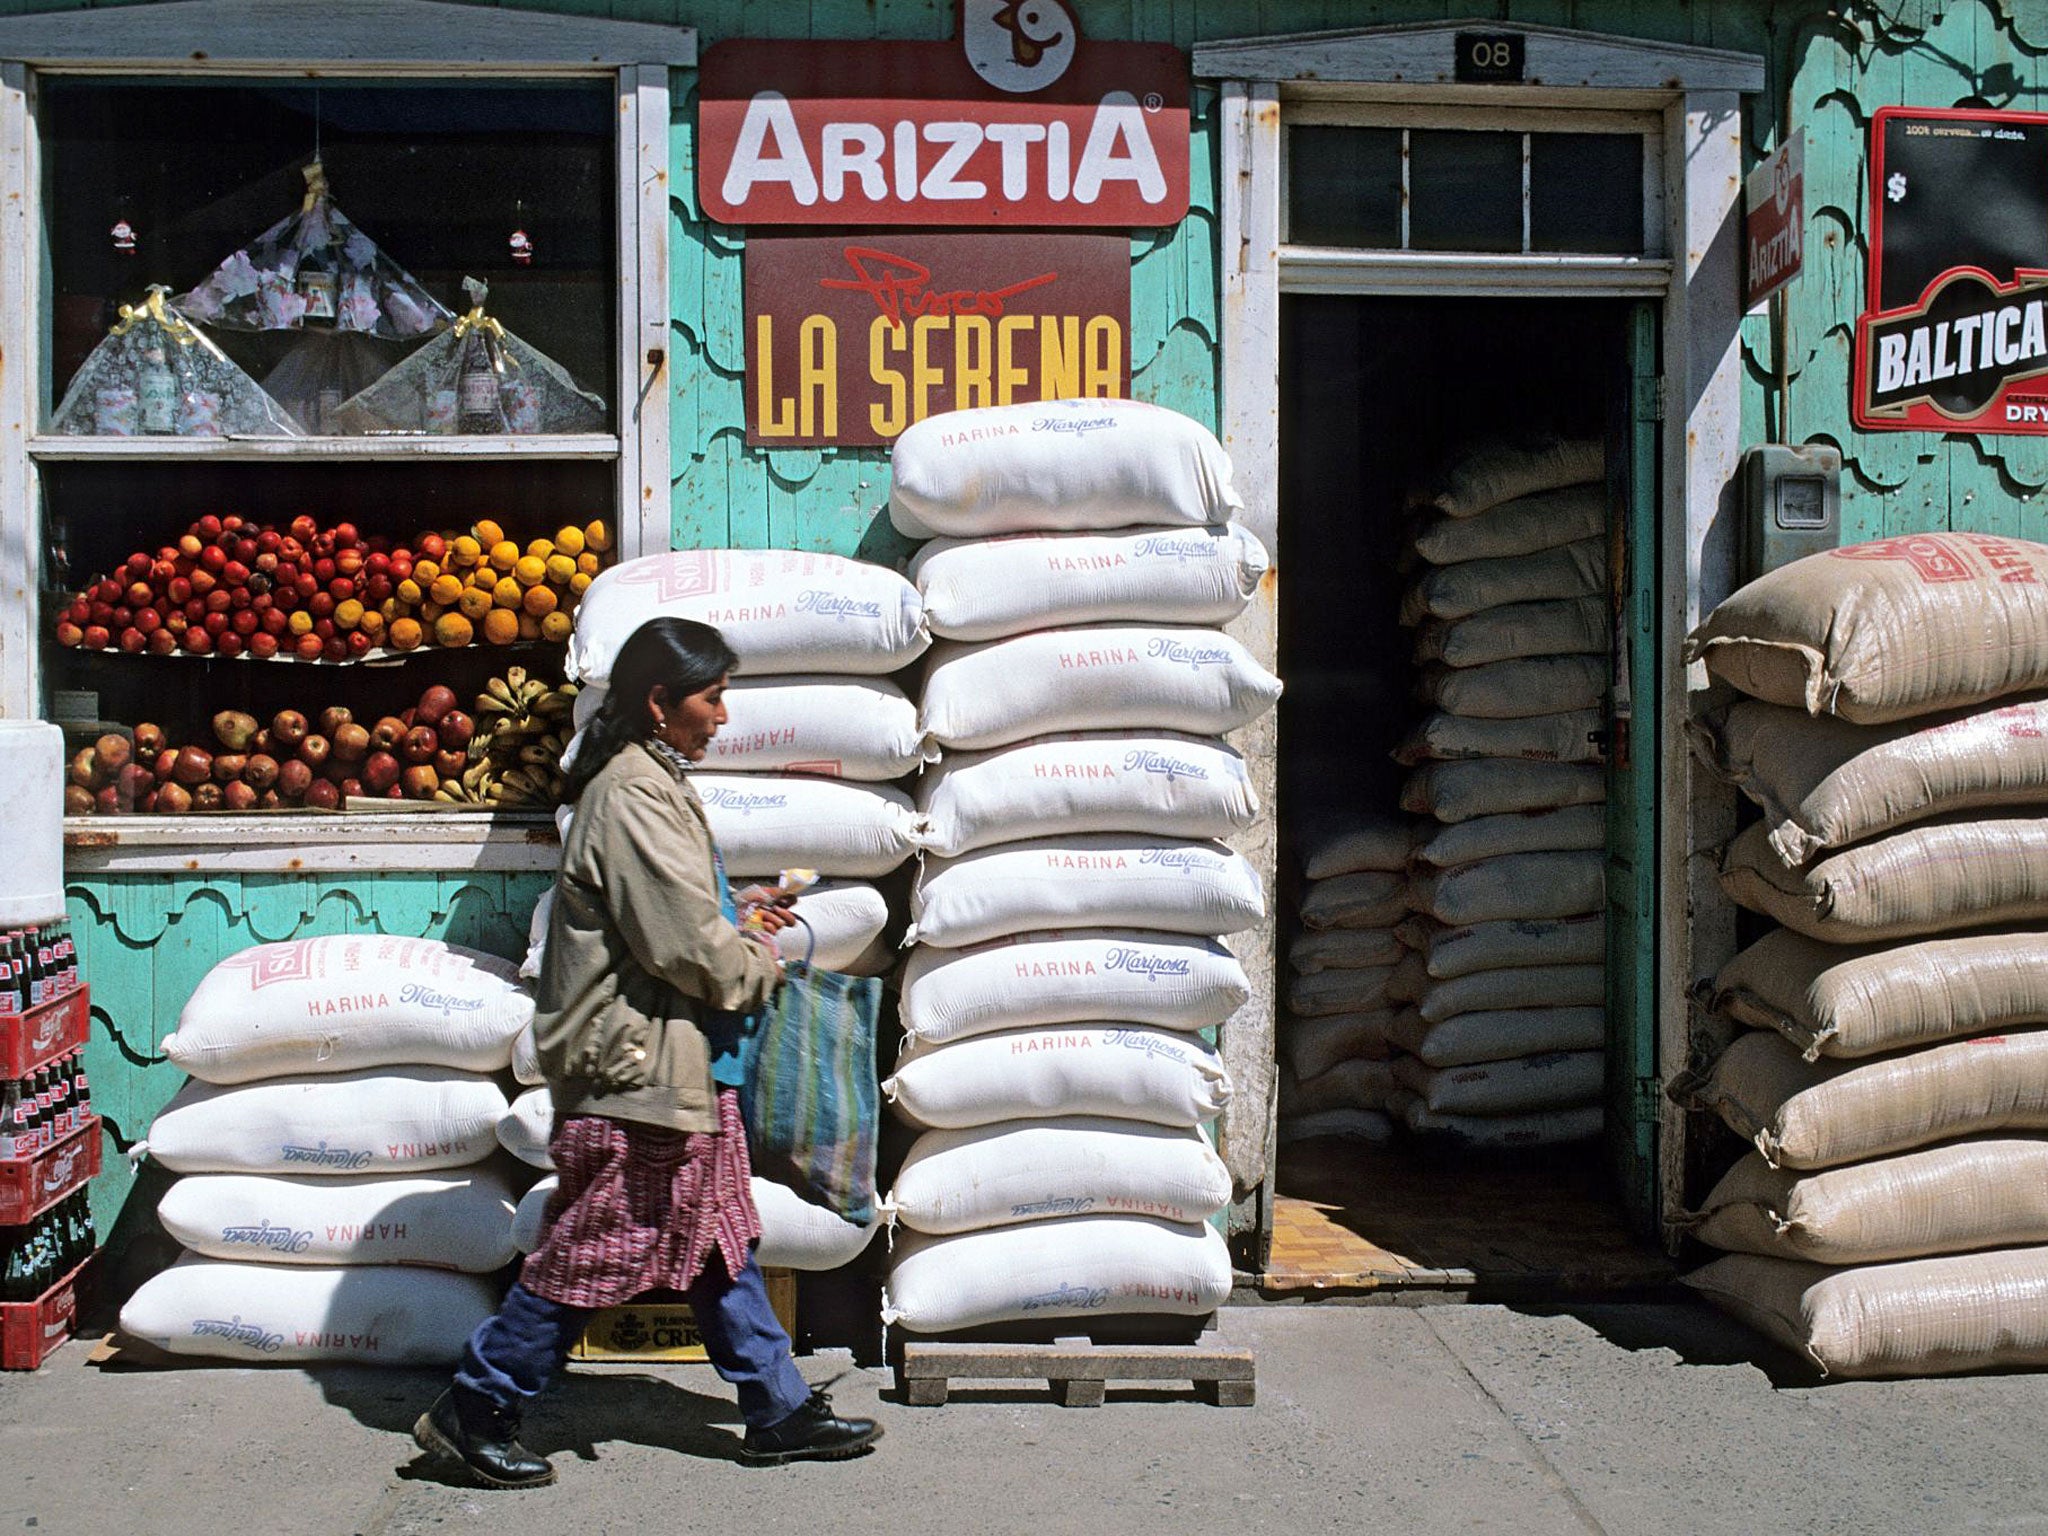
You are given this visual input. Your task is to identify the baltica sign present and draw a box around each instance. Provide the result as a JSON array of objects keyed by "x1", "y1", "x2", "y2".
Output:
[{"x1": 698, "y1": 2, "x2": 1190, "y2": 227}]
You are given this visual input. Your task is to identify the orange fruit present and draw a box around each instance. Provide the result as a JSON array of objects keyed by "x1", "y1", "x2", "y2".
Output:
[
  {"x1": 544, "y1": 554, "x2": 576, "y2": 585},
  {"x1": 521, "y1": 584, "x2": 558, "y2": 618},
  {"x1": 472, "y1": 519, "x2": 506, "y2": 550},
  {"x1": 287, "y1": 610, "x2": 314, "y2": 637},
  {"x1": 569, "y1": 571, "x2": 593, "y2": 596},
  {"x1": 482, "y1": 608, "x2": 521, "y2": 645},
  {"x1": 492, "y1": 576, "x2": 523, "y2": 609},
  {"x1": 488, "y1": 540, "x2": 520, "y2": 572},
  {"x1": 357, "y1": 609, "x2": 386, "y2": 640},
  {"x1": 412, "y1": 559, "x2": 440, "y2": 585},
  {"x1": 433, "y1": 612, "x2": 473, "y2": 648},
  {"x1": 552, "y1": 525, "x2": 585, "y2": 556},
  {"x1": 389, "y1": 617, "x2": 424, "y2": 651},
  {"x1": 395, "y1": 578, "x2": 423, "y2": 606},
  {"x1": 525, "y1": 538, "x2": 553, "y2": 560},
  {"x1": 429, "y1": 573, "x2": 463, "y2": 606},
  {"x1": 457, "y1": 586, "x2": 494, "y2": 621},
  {"x1": 576, "y1": 552, "x2": 601, "y2": 576},
  {"x1": 514, "y1": 555, "x2": 548, "y2": 587},
  {"x1": 450, "y1": 535, "x2": 482, "y2": 568},
  {"x1": 334, "y1": 598, "x2": 364, "y2": 630},
  {"x1": 420, "y1": 599, "x2": 445, "y2": 624},
  {"x1": 540, "y1": 610, "x2": 573, "y2": 643},
  {"x1": 584, "y1": 519, "x2": 612, "y2": 553}
]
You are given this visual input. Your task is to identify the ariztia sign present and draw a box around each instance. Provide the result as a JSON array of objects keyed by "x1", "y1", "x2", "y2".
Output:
[
  {"x1": 1855, "y1": 106, "x2": 2048, "y2": 432},
  {"x1": 698, "y1": 1, "x2": 1190, "y2": 227}
]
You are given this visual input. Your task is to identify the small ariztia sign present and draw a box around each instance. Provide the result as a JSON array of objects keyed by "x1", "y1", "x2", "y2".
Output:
[
  {"x1": 744, "y1": 232, "x2": 1130, "y2": 446},
  {"x1": 698, "y1": 2, "x2": 1190, "y2": 227},
  {"x1": 1855, "y1": 106, "x2": 2048, "y2": 432}
]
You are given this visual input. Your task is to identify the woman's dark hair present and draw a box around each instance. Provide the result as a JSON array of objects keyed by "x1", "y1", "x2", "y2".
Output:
[{"x1": 564, "y1": 617, "x2": 739, "y2": 799}]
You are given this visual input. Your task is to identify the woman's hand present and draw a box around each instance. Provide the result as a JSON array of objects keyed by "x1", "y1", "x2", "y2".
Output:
[{"x1": 747, "y1": 901, "x2": 800, "y2": 936}]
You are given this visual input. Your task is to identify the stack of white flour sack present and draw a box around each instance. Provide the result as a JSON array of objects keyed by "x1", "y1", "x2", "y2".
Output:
[
  {"x1": 879, "y1": 397, "x2": 1274, "y2": 1336},
  {"x1": 1677, "y1": 530, "x2": 2048, "y2": 1378},
  {"x1": 1387, "y1": 439, "x2": 1611, "y2": 1147},
  {"x1": 1275, "y1": 815, "x2": 1417, "y2": 1147},
  {"x1": 118, "y1": 936, "x2": 537, "y2": 1365}
]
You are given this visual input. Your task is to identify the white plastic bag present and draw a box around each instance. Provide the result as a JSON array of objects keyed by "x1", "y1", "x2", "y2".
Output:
[{"x1": 496, "y1": 1086, "x2": 554, "y2": 1169}]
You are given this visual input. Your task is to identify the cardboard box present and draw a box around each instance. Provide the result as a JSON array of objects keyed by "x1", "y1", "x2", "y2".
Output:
[{"x1": 571, "y1": 1267, "x2": 797, "y2": 1363}]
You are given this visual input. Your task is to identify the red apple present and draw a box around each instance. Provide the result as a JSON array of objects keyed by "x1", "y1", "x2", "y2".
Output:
[
  {"x1": 401, "y1": 725, "x2": 439, "y2": 764},
  {"x1": 115, "y1": 763, "x2": 154, "y2": 807},
  {"x1": 304, "y1": 779, "x2": 340, "y2": 811},
  {"x1": 436, "y1": 709, "x2": 475, "y2": 751},
  {"x1": 190, "y1": 782, "x2": 224, "y2": 812},
  {"x1": 215, "y1": 632, "x2": 244, "y2": 659},
  {"x1": 63, "y1": 785, "x2": 94, "y2": 817},
  {"x1": 337, "y1": 777, "x2": 364, "y2": 800},
  {"x1": 272, "y1": 711, "x2": 309, "y2": 748},
  {"x1": 362, "y1": 751, "x2": 402, "y2": 793},
  {"x1": 117, "y1": 627, "x2": 147, "y2": 654},
  {"x1": 318, "y1": 707, "x2": 352, "y2": 737},
  {"x1": 181, "y1": 629, "x2": 214, "y2": 656},
  {"x1": 172, "y1": 746, "x2": 213, "y2": 785},
  {"x1": 232, "y1": 609, "x2": 260, "y2": 637},
  {"x1": 147, "y1": 629, "x2": 178, "y2": 656},
  {"x1": 321, "y1": 637, "x2": 348, "y2": 663},
  {"x1": 415, "y1": 685, "x2": 459, "y2": 726},
  {"x1": 133, "y1": 723, "x2": 166, "y2": 758},
  {"x1": 294, "y1": 633, "x2": 324, "y2": 661},
  {"x1": 277, "y1": 758, "x2": 313, "y2": 799},
  {"x1": 369, "y1": 717, "x2": 407, "y2": 752},
  {"x1": 332, "y1": 723, "x2": 371, "y2": 763},
  {"x1": 433, "y1": 748, "x2": 467, "y2": 780},
  {"x1": 243, "y1": 754, "x2": 280, "y2": 791},
  {"x1": 154, "y1": 748, "x2": 179, "y2": 781},
  {"x1": 401, "y1": 765, "x2": 440, "y2": 799},
  {"x1": 67, "y1": 750, "x2": 97, "y2": 788},
  {"x1": 221, "y1": 780, "x2": 258, "y2": 812},
  {"x1": 155, "y1": 781, "x2": 192, "y2": 815},
  {"x1": 345, "y1": 631, "x2": 373, "y2": 657},
  {"x1": 82, "y1": 625, "x2": 111, "y2": 650},
  {"x1": 53, "y1": 621, "x2": 83, "y2": 648},
  {"x1": 212, "y1": 754, "x2": 247, "y2": 784}
]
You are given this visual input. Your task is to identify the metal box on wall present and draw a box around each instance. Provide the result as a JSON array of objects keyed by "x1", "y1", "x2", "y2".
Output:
[{"x1": 1740, "y1": 442, "x2": 1840, "y2": 580}]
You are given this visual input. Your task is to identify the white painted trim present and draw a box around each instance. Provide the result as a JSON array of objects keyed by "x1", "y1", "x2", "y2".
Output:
[
  {"x1": 0, "y1": 66, "x2": 39, "y2": 722},
  {"x1": 1195, "y1": 19, "x2": 1763, "y2": 95},
  {"x1": 1286, "y1": 99, "x2": 1659, "y2": 133},
  {"x1": 621, "y1": 62, "x2": 672, "y2": 565},
  {"x1": 1280, "y1": 249, "x2": 1672, "y2": 297},
  {"x1": 28, "y1": 434, "x2": 620, "y2": 461},
  {"x1": 0, "y1": 0, "x2": 696, "y2": 71},
  {"x1": 65, "y1": 813, "x2": 561, "y2": 873}
]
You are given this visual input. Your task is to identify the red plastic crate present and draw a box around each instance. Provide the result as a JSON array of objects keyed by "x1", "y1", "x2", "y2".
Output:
[
  {"x1": 0, "y1": 1116, "x2": 102, "y2": 1226},
  {"x1": 0, "y1": 1251, "x2": 92, "y2": 1370},
  {"x1": 0, "y1": 987, "x2": 88, "y2": 1080}
]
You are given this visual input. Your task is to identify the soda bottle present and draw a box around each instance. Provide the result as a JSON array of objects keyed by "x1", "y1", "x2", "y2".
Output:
[
  {"x1": 0, "y1": 1080, "x2": 18, "y2": 1159},
  {"x1": 0, "y1": 936, "x2": 18, "y2": 1019},
  {"x1": 61, "y1": 925, "x2": 77, "y2": 994},
  {"x1": 72, "y1": 1054, "x2": 90, "y2": 1128},
  {"x1": 1, "y1": 1228, "x2": 28, "y2": 1302},
  {"x1": 50, "y1": 1056, "x2": 70, "y2": 1138}
]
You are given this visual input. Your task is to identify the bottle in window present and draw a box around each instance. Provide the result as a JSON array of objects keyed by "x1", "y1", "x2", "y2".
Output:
[
  {"x1": 457, "y1": 328, "x2": 503, "y2": 435},
  {"x1": 297, "y1": 247, "x2": 339, "y2": 326},
  {"x1": 137, "y1": 343, "x2": 178, "y2": 435}
]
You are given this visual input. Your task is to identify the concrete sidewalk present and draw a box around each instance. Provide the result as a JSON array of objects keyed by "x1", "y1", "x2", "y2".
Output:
[{"x1": 6, "y1": 1299, "x2": 2048, "y2": 1535}]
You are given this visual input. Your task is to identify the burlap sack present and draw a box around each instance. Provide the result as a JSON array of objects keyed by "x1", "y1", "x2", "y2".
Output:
[
  {"x1": 1719, "y1": 816, "x2": 2048, "y2": 943},
  {"x1": 1394, "y1": 709, "x2": 1604, "y2": 767},
  {"x1": 1429, "y1": 440, "x2": 1603, "y2": 519},
  {"x1": 1387, "y1": 1005, "x2": 1605, "y2": 1068},
  {"x1": 1416, "y1": 655, "x2": 1609, "y2": 719},
  {"x1": 1685, "y1": 1139, "x2": 2048, "y2": 1264},
  {"x1": 1711, "y1": 927, "x2": 2048, "y2": 1059},
  {"x1": 1283, "y1": 1010, "x2": 1399, "y2": 1080},
  {"x1": 1684, "y1": 532, "x2": 2048, "y2": 724},
  {"x1": 1399, "y1": 538, "x2": 1607, "y2": 624},
  {"x1": 1410, "y1": 850, "x2": 1606, "y2": 926},
  {"x1": 1400, "y1": 760, "x2": 1606, "y2": 823},
  {"x1": 1677, "y1": 1026, "x2": 2048, "y2": 1169},
  {"x1": 1691, "y1": 695, "x2": 2048, "y2": 866},
  {"x1": 1396, "y1": 913, "x2": 1606, "y2": 978},
  {"x1": 1413, "y1": 597, "x2": 1607, "y2": 670},
  {"x1": 1411, "y1": 485, "x2": 1606, "y2": 566},
  {"x1": 1683, "y1": 1247, "x2": 2048, "y2": 1378},
  {"x1": 1412, "y1": 805, "x2": 1606, "y2": 869}
]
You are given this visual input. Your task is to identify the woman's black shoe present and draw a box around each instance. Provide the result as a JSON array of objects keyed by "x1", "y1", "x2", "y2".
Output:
[
  {"x1": 740, "y1": 1389, "x2": 883, "y2": 1465},
  {"x1": 413, "y1": 1389, "x2": 558, "y2": 1489}
]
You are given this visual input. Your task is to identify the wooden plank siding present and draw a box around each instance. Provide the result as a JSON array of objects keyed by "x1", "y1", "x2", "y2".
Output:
[{"x1": 32, "y1": 0, "x2": 2040, "y2": 1221}]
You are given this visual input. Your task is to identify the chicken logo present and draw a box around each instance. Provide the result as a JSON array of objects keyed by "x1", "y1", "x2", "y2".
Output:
[{"x1": 962, "y1": 0, "x2": 1078, "y2": 94}]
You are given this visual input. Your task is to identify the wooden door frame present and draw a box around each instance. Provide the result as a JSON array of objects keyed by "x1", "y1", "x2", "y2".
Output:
[{"x1": 1198, "y1": 20, "x2": 1761, "y2": 1262}]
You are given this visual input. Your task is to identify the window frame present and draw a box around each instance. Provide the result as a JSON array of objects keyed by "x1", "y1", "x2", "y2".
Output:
[{"x1": 0, "y1": 1, "x2": 690, "y2": 873}]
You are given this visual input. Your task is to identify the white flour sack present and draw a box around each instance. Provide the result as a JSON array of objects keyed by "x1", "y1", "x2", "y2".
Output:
[
  {"x1": 916, "y1": 734, "x2": 1258, "y2": 859},
  {"x1": 1712, "y1": 928, "x2": 2048, "y2": 1061},
  {"x1": 1401, "y1": 759, "x2": 1606, "y2": 824},
  {"x1": 900, "y1": 930, "x2": 1249, "y2": 1044},
  {"x1": 1400, "y1": 538, "x2": 1606, "y2": 625},
  {"x1": 1692, "y1": 695, "x2": 2048, "y2": 867},
  {"x1": 886, "y1": 1118, "x2": 1232, "y2": 1235},
  {"x1": 1300, "y1": 815, "x2": 1418, "y2": 879},
  {"x1": 1392, "y1": 1091, "x2": 1603, "y2": 1148},
  {"x1": 1684, "y1": 532, "x2": 2048, "y2": 724},
  {"x1": 754, "y1": 1177, "x2": 879, "y2": 1271},
  {"x1": 1290, "y1": 927, "x2": 1403, "y2": 974},
  {"x1": 1430, "y1": 438, "x2": 1602, "y2": 519},
  {"x1": 1683, "y1": 1248, "x2": 2048, "y2": 1379},
  {"x1": 1677, "y1": 1027, "x2": 2048, "y2": 1170},
  {"x1": 1719, "y1": 816, "x2": 2048, "y2": 944},
  {"x1": 1398, "y1": 913, "x2": 1607, "y2": 979},
  {"x1": 1286, "y1": 966, "x2": 1395, "y2": 1018},
  {"x1": 1299, "y1": 872, "x2": 1409, "y2": 932},
  {"x1": 1685, "y1": 1140, "x2": 2048, "y2": 1266},
  {"x1": 118, "y1": 1258, "x2": 496, "y2": 1366},
  {"x1": 497, "y1": 1086, "x2": 554, "y2": 1169},
  {"x1": 1413, "y1": 804, "x2": 1607, "y2": 869},
  {"x1": 918, "y1": 627, "x2": 1281, "y2": 751},
  {"x1": 566, "y1": 549, "x2": 929, "y2": 684},
  {"x1": 511, "y1": 1020, "x2": 544, "y2": 1086},
  {"x1": 884, "y1": 1217, "x2": 1232, "y2": 1333},
  {"x1": 770, "y1": 882, "x2": 892, "y2": 973},
  {"x1": 884, "y1": 1025, "x2": 1232, "y2": 1130},
  {"x1": 1413, "y1": 597, "x2": 1608, "y2": 670},
  {"x1": 696, "y1": 775, "x2": 918, "y2": 878},
  {"x1": 1285, "y1": 1057, "x2": 1399, "y2": 1115},
  {"x1": 1284, "y1": 1011, "x2": 1398, "y2": 1080},
  {"x1": 1416, "y1": 655, "x2": 1610, "y2": 720},
  {"x1": 156, "y1": 1166, "x2": 520, "y2": 1272},
  {"x1": 888, "y1": 397, "x2": 1241, "y2": 538},
  {"x1": 908, "y1": 836, "x2": 1265, "y2": 948},
  {"x1": 1389, "y1": 1005, "x2": 1606, "y2": 1068},
  {"x1": 165, "y1": 936, "x2": 532, "y2": 1085},
  {"x1": 699, "y1": 676, "x2": 922, "y2": 780},
  {"x1": 1279, "y1": 1109, "x2": 1394, "y2": 1146},
  {"x1": 511, "y1": 1175, "x2": 556, "y2": 1252},
  {"x1": 1394, "y1": 709, "x2": 1605, "y2": 767},
  {"x1": 1412, "y1": 485, "x2": 1607, "y2": 566},
  {"x1": 1410, "y1": 964, "x2": 1605, "y2": 1023},
  {"x1": 912, "y1": 524, "x2": 1268, "y2": 642},
  {"x1": 1411, "y1": 850, "x2": 1606, "y2": 926},
  {"x1": 140, "y1": 1069, "x2": 508, "y2": 1176},
  {"x1": 1393, "y1": 1049, "x2": 1604, "y2": 1116}
]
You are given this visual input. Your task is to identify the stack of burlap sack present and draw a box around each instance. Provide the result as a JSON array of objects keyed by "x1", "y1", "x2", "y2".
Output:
[
  {"x1": 877, "y1": 398, "x2": 1274, "y2": 1335},
  {"x1": 1678, "y1": 531, "x2": 2048, "y2": 1377},
  {"x1": 119, "y1": 936, "x2": 535, "y2": 1364},
  {"x1": 1275, "y1": 816, "x2": 1414, "y2": 1147},
  {"x1": 1382, "y1": 440, "x2": 1612, "y2": 1147}
]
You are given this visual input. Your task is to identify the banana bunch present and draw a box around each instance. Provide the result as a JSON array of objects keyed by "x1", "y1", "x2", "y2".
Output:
[{"x1": 456, "y1": 666, "x2": 579, "y2": 809}]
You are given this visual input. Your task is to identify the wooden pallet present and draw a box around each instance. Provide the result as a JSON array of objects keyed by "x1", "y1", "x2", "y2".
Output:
[{"x1": 901, "y1": 1337, "x2": 1254, "y2": 1407}]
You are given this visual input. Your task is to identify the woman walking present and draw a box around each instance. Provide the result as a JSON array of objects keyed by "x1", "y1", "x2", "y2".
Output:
[{"x1": 416, "y1": 617, "x2": 881, "y2": 1487}]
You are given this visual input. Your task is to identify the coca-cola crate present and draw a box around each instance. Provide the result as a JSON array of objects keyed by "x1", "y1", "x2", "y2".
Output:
[
  {"x1": 0, "y1": 1251, "x2": 92, "y2": 1370},
  {"x1": 0, "y1": 987, "x2": 88, "y2": 1080},
  {"x1": 0, "y1": 1116, "x2": 102, "y2": 1226}
]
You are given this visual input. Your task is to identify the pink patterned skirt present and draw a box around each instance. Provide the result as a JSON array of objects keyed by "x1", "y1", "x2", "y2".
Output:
[{"x1": 518, "y1": 1088, "x2": 763, "y2": 1309}]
